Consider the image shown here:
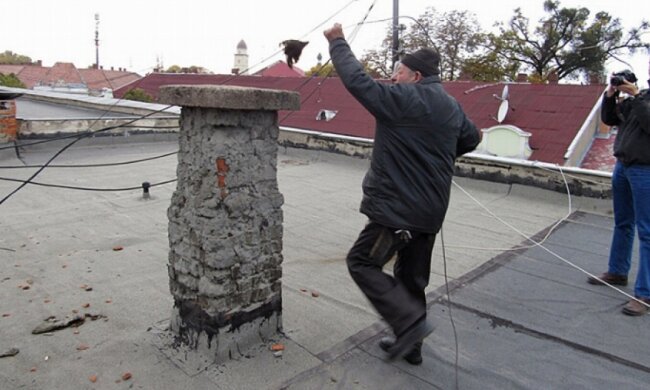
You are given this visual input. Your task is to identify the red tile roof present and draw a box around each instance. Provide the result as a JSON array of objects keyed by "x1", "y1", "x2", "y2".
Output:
[
  {"x1": 114, "y1": 74, "x2": 605, "y2": 164},
  {"x1": 43, "y1": 62, "x2": 83, "y2": 85},
  {"x1": 0, "y1": 63, "x2": 140, "y2": 91},
  {"x1": 252, "y1": 61, "x2": 305, "y2": 77}
]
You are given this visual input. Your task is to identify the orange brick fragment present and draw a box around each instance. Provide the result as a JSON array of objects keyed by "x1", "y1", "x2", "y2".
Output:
[
  {"x1": 270, "y1": 343, "x2": 285, "y2": 351},
  {"x1": 89, "y1": 375, "x2": 97, "y2": 383},
  {"x1": 121, "y1": 372, "x2": 132, "y2": 381}
]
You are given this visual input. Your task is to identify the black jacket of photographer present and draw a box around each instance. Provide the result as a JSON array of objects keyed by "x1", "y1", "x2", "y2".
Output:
[
  {"x1": 601, "y1": 82, "x2": 650, "y2": 166},
  {"x1": 329, "y1": 38, "x2": 480, "y2": 234}
]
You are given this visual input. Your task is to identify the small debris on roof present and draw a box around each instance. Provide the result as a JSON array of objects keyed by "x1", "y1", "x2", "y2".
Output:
[{"x1": 0, "y1": 348, "x2": 20, "y2": 358}]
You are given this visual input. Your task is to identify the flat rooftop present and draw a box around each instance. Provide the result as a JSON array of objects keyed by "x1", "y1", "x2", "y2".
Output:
[{"x1": 1, "y1": 136, "x2": 648, "y2": 389}]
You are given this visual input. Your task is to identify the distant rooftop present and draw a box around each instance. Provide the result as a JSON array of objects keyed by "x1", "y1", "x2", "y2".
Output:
[
  {"x1": 114, "y1": 73, "x2": 606, "y2": 166},
  {"x1": 0, "y1": 62, "x2": 140, "y2": 92}
]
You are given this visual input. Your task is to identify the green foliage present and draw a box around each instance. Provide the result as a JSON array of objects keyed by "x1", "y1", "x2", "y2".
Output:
[
  {"x1": 164, "y1": 65, "x2": 210, "y2": 74},
  {"x1": 360, "y1": 24, "x2": 396, "y2": 79},
  {"x1": 165, "y1": 65, "x2": 182, "y2": 73},
  {"x1": 484, "y1": 0, "x2": 649, "y2": 82},
  {"x1": 359, "y1": 1, "x2": 648, "y2": 83},
  {"x1": 0, "y1": 50, "x2": 32, "y2": 65},
  {"x1": 122, "y1": 88, "x2": 153, "y2": 103},
  {"x1": 461, "y1": 53, "x2": 520, "y2": 82},
  {"x1": 404, "y1": 8, "x2": 484, "y2": 80},
  {"x1": 360, "y1": 8, "x2": 485, "y2": 81},
  {"x1": 305, "y1": 63, "x2": 338, "y2": 77},
  {"x1": 0, "y1": 73, "x2": 26, "y2": 88}
]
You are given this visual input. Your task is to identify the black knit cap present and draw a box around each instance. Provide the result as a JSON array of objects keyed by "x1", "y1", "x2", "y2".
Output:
[{"x1": 400, "y1": 48, "x2": 440, "y2": 77}]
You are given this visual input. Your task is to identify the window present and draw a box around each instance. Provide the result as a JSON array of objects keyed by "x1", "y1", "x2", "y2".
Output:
[{"x1": 316, "y1": 109, "x2": 337, "y2": 122}]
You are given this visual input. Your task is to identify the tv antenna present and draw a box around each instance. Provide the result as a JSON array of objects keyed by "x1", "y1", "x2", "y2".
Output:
[{"x1": 94, "y1": 13, "x2": 100, "y2": 69}]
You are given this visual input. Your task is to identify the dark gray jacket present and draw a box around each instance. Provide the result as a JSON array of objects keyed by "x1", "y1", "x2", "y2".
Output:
[
  {"x1": 329, "y1": 38, "x2": 480, "y2": 233},
  {"x1": 601, "y1": 86, "x2": 650, "y2": 166}
]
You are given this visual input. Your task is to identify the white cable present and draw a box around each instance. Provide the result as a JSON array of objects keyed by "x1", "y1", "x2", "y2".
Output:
[
  {"x1": 451, "y1": 168, "x2": 650, "y2": 309},
  {"x1": 445, "y1": 165, "x2": 573, "y2": 252}
]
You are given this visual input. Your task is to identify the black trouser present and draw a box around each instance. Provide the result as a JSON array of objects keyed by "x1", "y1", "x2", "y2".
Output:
[{"x1": 346, "y1": 221, "x2": 436, "y2": 336}]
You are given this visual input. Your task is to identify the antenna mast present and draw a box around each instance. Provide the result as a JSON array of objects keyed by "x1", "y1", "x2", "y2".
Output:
[
  {"x1": 94, "y1": 13, "x2": 100, "y2": 69},
  {"x1": 391, "y1": 0, "x2": 399, "y2": 71}
]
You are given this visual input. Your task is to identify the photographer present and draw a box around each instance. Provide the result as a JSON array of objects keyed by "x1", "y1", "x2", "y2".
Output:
[{"x1": 588, "y1": 65, "x2": 650, "y2": 315}]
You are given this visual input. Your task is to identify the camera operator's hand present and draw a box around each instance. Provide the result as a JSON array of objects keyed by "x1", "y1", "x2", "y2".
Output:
[{"x1": 616, "y1": 79, "x2": 640, "y2": 97}]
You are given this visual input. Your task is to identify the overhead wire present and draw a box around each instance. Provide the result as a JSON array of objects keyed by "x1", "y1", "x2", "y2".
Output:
[
  {"x1": 279, "y1": 0, "x2": 378, "y2": 124},
  {"x1": 219, "y1": 0, "x2": 359, "y2": 84},
  {"x1": 0, "y1": 103, "x2": 174, "y2": 205},
  {"x1": 0, "y1": 0, "x2": 370, "y2": 199}
]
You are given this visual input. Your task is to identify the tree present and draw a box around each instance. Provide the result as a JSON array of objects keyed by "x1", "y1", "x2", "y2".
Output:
[
  {"x1": 485, "y1": 0, "x2": 649, "y2": 82},
  {"x1": 163, "y1": 65, "x2": 210, "y2": 74},
  {"x1": 0, "y1": 50, "x2": 32, "y2": 65},
  {"x1": 360, "y1": 8, "x2": 485, "y2": 81},
  {"x1": 435, "y1": 10, "x2": 483, "y2": 80},
  {"x1": 165, "y1": 65, "x2": 182, "y2": 73},
  {"x1": 403, "y1": 9, "x2": 484, "y2": 80},
  {"x1": 305, "y1": 63, "x2": 338, "y2": 77},
  {"x1": 359, "y1": 24, "x2": 398, "y2": 79},
  {"x1": 461, "y1": 52, "x2": 520, "y2": 82},
  {"x1": 123, "y1": 88, "x2": 153, "y2": 103},
  {"x1": 0, "y1": 73, "x2": 26, "y2": 88}
]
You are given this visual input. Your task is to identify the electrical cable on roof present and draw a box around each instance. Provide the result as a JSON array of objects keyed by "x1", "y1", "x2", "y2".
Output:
[
  {"x1": 2, "y1": 0, "x2": 358, "y2": 155},
  {"x1": 439, "y1": 227, "x2": 460, "y2": 390},
  {"x1": 451, "y1": 167, "x2": 650, "y2": 309},
  {"x1": 438, "y1": 162, "x2": 578, "y2": 389},
  {"x1": 0, "y1": 75, "x2": 176, "y2": 153},
  {"x1": 0, "y1": 122, "x2": 178, "y2": 151},
  {"x1": 0, "y1": 1, "x2": 369, "y2": 202},
  {"x1": 444, "y1": 159, "x2": 616, "y2": 252},
  {"x1": 0, "y1": 150, "x2": 178, "y2": 169},
  {"x1": 0, "y1": 104, "x2": 174, "y2": 206},
  {"x1": 0, "y1": 176, "x2": 176, "y2": 192}
]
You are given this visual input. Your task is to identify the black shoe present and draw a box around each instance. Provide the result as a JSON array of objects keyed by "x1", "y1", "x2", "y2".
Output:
[
  {"x1": 387, "y1": 317, "x2": 434, "y2": 361},
  {"x1": 379, "y1": 337, "x2": 422, "y2": 365},
  {"x1": 587, "y1": 272, "x2": 628, "y2": 286}
]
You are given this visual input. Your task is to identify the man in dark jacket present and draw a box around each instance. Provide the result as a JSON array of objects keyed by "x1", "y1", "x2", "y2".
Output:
[
  {"x1": 324, "y1": 23, "x2": 480, "y2": 363},
  {"x1": 588, "y1": 64, "x2": 650, "y2": 316}
]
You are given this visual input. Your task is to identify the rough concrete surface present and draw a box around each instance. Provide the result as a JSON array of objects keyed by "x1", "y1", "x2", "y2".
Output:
[{"x1": 2, "y1": 136, "x2": 647, "y2": 390}]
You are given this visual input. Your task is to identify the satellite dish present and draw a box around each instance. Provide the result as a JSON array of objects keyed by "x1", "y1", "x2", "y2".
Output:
[
  {"x1": 497, "y1": 100, "x2": 509, "y2": 123},
  {"x1": 501, "y1": 85, "x2": 509, "y2": 101}
]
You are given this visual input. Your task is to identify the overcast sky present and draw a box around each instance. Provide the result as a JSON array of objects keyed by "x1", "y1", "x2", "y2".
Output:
[{"x1": 2, "y1": 0, "x2": 648, "y2": 87}]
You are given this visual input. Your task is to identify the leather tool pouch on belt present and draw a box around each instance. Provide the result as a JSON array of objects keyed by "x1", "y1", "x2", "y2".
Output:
[
  {"x1": 369, "y1": 228, "x2": 395, "y2": 262},
  {"x1": 369, "y1": 228, "x2": 412, "y2": 262}
]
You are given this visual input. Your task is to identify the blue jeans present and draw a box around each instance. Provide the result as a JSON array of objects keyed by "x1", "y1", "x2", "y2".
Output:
[{"x1": 608, "y1": 162, "x2": 650, "y2": 299}]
